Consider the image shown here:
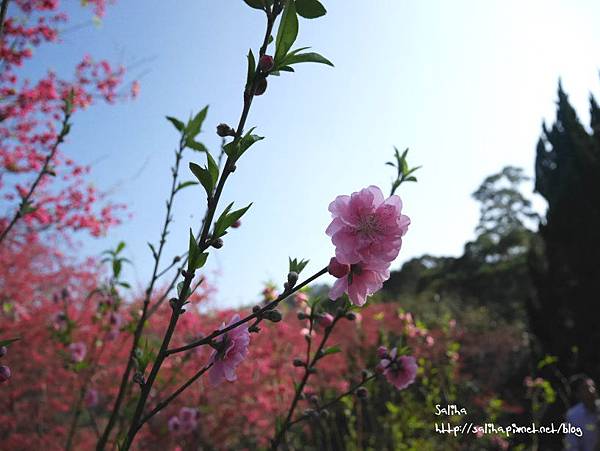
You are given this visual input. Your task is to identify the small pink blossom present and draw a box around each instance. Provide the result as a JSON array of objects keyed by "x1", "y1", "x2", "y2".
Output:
[
  {"x1": 318, "y1": 313, "x2": 334, "y2": 328},
  {"x1": 328, "y1": 257, "x2": 350, "y2": 278},
  {"x1": 208, "y1": 314, "x2": 250, "y2": 386},
  {"x1": 84, "y1": 388, "x2": 98, "y2": 407},
  {"x1": 329, "y1": 259, "x2": 390, "y2": 306},
  {"x1": 379, "y1": 349, "x2": 417, "y2": 390},
  {"x1": 376, "y1": 346, "x2": 388, "y2": 359},
  {"x1": 168, "y1": 416, "x2": 181, "y2": 434},
  {"x1": 0, "y1": 365, "x2": 11, "y2": 383},
  {"x1": 69, "y1": 342, "x2": 87, "y2": 363},
  {"x1": 295, "y1": 292, "x2": 309, "y2": 304},
  {"x1": 326, "y1": 185, "x2": 410, "y2": 265}
]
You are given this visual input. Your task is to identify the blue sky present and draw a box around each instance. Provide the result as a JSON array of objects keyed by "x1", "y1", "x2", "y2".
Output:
[{"x1": 18, "y1": 0, "x2": 600, "y2": 308}]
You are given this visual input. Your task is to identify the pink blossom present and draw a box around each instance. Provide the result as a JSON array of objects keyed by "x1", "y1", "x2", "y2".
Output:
[
  {"x1": 328, "y1": 256, "x2": 350, "y2": 278},
  {"x1": 208, "y1": 314, "x2": 250, "y2": 386},
  {"x1": 68, "y1": 342, "x2": 87, "y2": 363},
  {"x1": 179, "y1": 407, "x2": 199, "y2": 433},
  {"x1": 295, "y1": 292, "x2": 309, "y2": 304},
  {"x1": 379, "y1": 349, "x2": 417, "y2": 390},
  {"x1": 168, "y1": 416, "x2": 181, "y2": 434},
  {"x1": 0, "y1": 365, "x2": 11, "y2": 383},
  {"x1": 326, "y1": 186, "x2": 410, "y2": 265},
  {"x1": 318, "y1": 313, "x2": 334, "y2": 328},
  {"x1": 376, "y1": 346, "x2": 388, "y2": 359},
  {"x1": 84, "y1": 388, "x2": 98, "y2": 408},
  {"x1": 329, "y1": 258, "x2": 390, "y2": 306}
]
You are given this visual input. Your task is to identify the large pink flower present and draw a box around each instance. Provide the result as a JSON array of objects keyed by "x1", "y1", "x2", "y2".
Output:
[
  {"x1": 329, "y1": 258, "x2": 390, "y2": 306},
  {"x1": 326, "y1": 186, "x2": 410, "y2": 265},
  {"x1": 208, "y1": 314, "x2": 250, "y2": 386},
  {"x1": 378, "y1": 348, "x2": 417, "y2": 390}
]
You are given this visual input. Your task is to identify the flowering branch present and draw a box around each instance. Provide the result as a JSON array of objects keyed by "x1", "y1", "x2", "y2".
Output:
[
  {"x1": 166, "y1": 267, "x2": 328, "y2": 355},
  {"x1": 271, "y1": 309, "x2": 348, "y2": 450},
  {"x1": 119, "y1": 6, "x2": 283, "y2": 449},
  {"x1": 136, "y1": 362, "x2": 213, "y2": 429},
  {"x1": 0, "y1": 95, "x2": 73, "y2": 246},
  {"x1": 96, "y1": 130, "x2": 191, "y2": 450},
  {"x1": 287, "y1": 373, "x2": 378, "y2": 428}
]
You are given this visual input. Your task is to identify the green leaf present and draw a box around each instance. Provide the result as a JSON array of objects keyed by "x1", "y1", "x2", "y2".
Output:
[
  {"x1": 0, "y1": 338, "x2": 20, "y2": 347},
  {"x1": 185, "y1": 106, "x2": 209, "y2": 140},
  {"x1": 247, "y1": 49, "x2": 256, "y2": 88},
  {"x1": 175, "y1": 180, "x2": 199, "y2": 193},
  {"x1": 223, "y1": 141, "x2": 239, "y2": 158},
  {"x1": 116, "y1": 241, "x2": 126, "y2": 254},
  {"x1": 322, "y1": 345, "x2": 341, "y2": 356},
  {"x1": 279, "y1": 66, "x2": 295, "y2": 72},
  {"x1": 207, "y1": 153, "x2": 219, "y2": 187},
  {"x1": 177, "y1": 281, "x2": 189, "y2": 299},
  {"x1": 239, "y1": 128, "x2": 264, "y2": 158},
  {"x1": 186, "y1": 139, "x2": 208, "y2": 153},
  {"x1": 283, "y1": 51, "x2": 333, "y2": 67},
  {"x1": 113, "y1": 259, "x2": 122, "y2": 278},
  {"x1": 189, "y1": 162, "x2": 214, "y2": 197},
  {"x1": 213, "y1": 203, "x2": 252, "y2": 238},
  {"x1": 243, "y1": 0, "x2": 265, "y2": 9},
  {"x1": 187, "y1": 229, "x2": 208, "y2": 272},
  {"x1": 274, "y1": 0, "x2": 298, "y2": 64},
  {"x1": 147, "y1": 242, "x2": 157, "y2": 258},
  {"x1": 405, "y1": 176, "x2": 417, "y2": 182},
  {"x1": 295, "y1": 0, "x2": 326, "y2": 19},
  {"x1": 166, "y1": 116, "x2": 185, "y2": 132}
]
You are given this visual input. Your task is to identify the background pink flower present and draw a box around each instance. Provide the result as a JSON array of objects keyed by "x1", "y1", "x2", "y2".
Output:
[
  {"x1": 326, "y1": 186, "x2": 410, "y2": 265},
  {"x1": 68, "y1": 342, "x2": 87, "y2": 363},
  {"x1": 379, "y1": 350, "x2": 418, "y2": 390},
  {"x1": 208, "y1": 314, "x2": 250, "y2": 386}
]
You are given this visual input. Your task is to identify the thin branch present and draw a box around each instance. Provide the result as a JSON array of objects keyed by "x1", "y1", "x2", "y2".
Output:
[
  {"x1": 96, "y1": 137, "x2": 187, "y2": 451},
  {"x1": 167, "y1": 267, "x2": 328, "y2": 355},
  {"x1": 137, "y1": 363, "x2": 213, "y2": 429},
  {"x1": 119, "y1": 9, "x2": 281, "y2": 449},
  {"x1": 0, "y1": 101, "x2": 72, "y2": 246}
]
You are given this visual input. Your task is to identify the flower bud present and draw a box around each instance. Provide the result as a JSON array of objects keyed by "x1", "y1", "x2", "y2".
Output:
[
  {"x1": 0, "y1": 365, "x2": 11, "y2": 383},
  {"x1": 345, "y1": 312, "x2": 357, "y2": 321},
  {"x1": 328, "y1": 257, "x2": 350, "y2": 279},
  {"x1": 255, "y1": 78, "x2": 267, "y2": 96},
  {"x1": 216, "y1": 123, "x2": 235, "y2": 137},
  {"x1": 318, "y1": 313, "x2": 334, "y2": 327},
  {"x1": 320, "y1": 409, "x2": 330, "y2": 418},
  {"x1": 264, "y1": 310, "x2": 282, "y2": 323},
  {"x1": 252, "y1": 305, "x2": 261, "y2": 313},
  {"x1": 309, "y1": 394, "x2": 319, "y2": 405},
  {"x1": 293, "y1": 358, "x2": 305, "y2": 367},
  {"x1": 259, "y1": 54, "x2": 275, "y2": 72},
  {"x1": 287, "y1": 271, "x2": 298, "y2": 287},
  {"x1": 297, "y1": 311, "x2": 307, "y2": 321},
  {"x1": 232, "y1": 219, "x2": 242, "y2": 228},
  {"x1": 211, "y1": 238, "x2": 224, "y2": 249},
  {"x1": 356, "y1": 387, "x2": 369, "y2": 399},
  {"x1": 376, "y1": 346, "x2": 389, "y2": 359},
  {"x1": 0, "y1": 346, "x2": 7, "y2": 358}
]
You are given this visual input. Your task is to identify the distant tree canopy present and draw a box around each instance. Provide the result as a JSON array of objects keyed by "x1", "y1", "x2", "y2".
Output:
[
  {"x1": 383, "y1": 165, "x2": 536, "y2": 323},
  {"x1": 528, "y1": 84, "x2": 600, "y2": 378}
]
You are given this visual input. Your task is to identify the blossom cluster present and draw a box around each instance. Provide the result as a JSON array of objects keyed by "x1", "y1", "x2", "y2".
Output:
[{"x1": 326, "y1": 185, "x2": 410, "y2": 305}]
